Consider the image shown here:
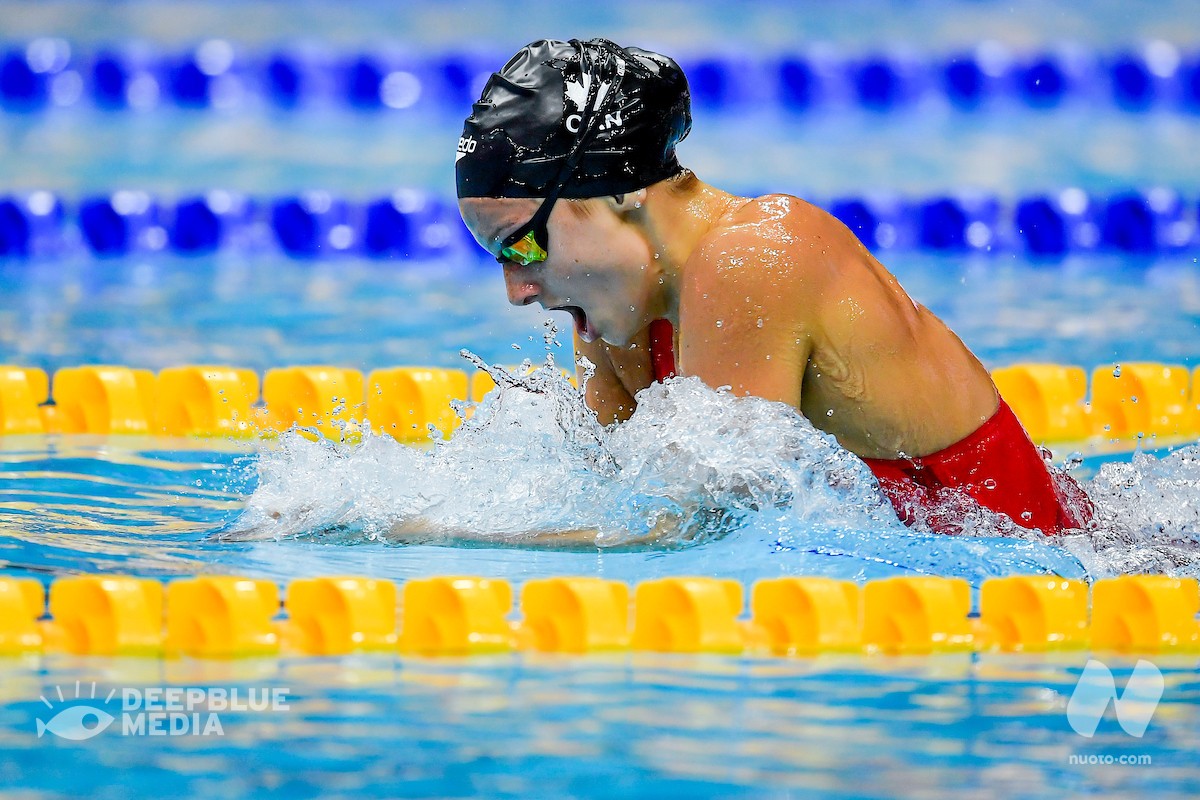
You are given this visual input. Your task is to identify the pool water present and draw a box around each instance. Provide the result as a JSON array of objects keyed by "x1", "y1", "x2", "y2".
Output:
[
  {"x1": 3, "y1": 261, "x2": 1196, "y2": 798},
  {"x1": 2, "y1": 654, "x2": 1198, "y2": 798},
  {"x1": 2, "y1": 0, "x2": 1200, "y2": 796}
]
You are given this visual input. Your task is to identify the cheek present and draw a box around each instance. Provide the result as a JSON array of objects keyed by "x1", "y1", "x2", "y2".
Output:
[
  {"x1": 554, "y1": 222, "x2": 599, "y2": 259},
  {"x1": 582, "y1": 222, "x2": 639, "y2": 263},
  {"x1": 548, "y1": 222, "x2": 602, "y2": 271},
  {"x1": 547, "y1": 216, "x2": 648, "y2": 291}
]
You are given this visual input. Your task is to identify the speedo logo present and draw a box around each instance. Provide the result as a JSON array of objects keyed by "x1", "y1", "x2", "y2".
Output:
[{"x1": 456, "y1": 136, "x2": 478, "y2": 163}]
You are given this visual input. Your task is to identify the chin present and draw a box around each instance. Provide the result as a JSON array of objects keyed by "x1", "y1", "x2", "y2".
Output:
[
  {"x1": 603, "y1": 310, "x2": 660, "y2": 347},
  {"x1": 598, "y1": 327, "x2": 635, "y2": 348},
  {"x1": 598, "y1": 333, "x2": 625, "y2": 347}
]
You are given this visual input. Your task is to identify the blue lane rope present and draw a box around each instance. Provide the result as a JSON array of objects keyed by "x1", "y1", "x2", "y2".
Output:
[
  {"x1": 0, "y1": 187, "x2": 1195, "y2": 260},
  {"x1": 2, "y1": 39, "x2": 1199, "y2": 114}
]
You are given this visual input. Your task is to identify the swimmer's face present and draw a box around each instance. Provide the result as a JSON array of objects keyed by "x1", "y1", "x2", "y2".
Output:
[{"x1": 459, "y1": 196, "x2": 659, "y2": 346}]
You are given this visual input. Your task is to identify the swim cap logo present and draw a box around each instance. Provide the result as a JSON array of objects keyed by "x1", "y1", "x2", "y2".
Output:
[
  {"x1": 563, "y1": 69, "x2": 625, "y2": 134},
  {"x1": 456, "y1": 135, "x2": 478, "y2": 163}
]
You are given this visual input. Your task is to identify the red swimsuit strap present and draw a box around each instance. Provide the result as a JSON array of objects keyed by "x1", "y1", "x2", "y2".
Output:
[{"x1": 648, "y1": 318, "x2": 676, "y2": 382}]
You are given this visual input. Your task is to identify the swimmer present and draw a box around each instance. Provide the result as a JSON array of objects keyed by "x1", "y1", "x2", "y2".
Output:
[{"x1": 457, "y1": 38, "x2": 1094, "y2": 536}]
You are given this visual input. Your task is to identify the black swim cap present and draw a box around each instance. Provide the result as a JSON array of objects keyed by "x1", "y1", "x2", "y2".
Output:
[{"x1": 455, "y1": 38, "x2": 692, "y2": 199}]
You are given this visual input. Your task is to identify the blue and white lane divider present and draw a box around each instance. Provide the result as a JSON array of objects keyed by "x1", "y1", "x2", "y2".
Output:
[
  {"x1": 2, "y1": 38, "x2": 1200, "y2": 114},
  {"x1": 0, "y1": 187, "x2": 1196, "y2": 260},
  {"x1": 0, "y1": 189, "x2": 469, "y2": 260}
]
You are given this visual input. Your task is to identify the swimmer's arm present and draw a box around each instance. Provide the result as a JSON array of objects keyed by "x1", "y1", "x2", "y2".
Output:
[
  {"x1": 385, "y1": 518, "x2": 664, "y2": 550},
  {"x1": 221, "y1": 514, "x2": 661, "y2": 549},
  {"x1": 574, "y1": 334, "x2": 637, "y2": 425},
  {"x1": 678, "y1": 231, "x2": 816, "y2": 406}
]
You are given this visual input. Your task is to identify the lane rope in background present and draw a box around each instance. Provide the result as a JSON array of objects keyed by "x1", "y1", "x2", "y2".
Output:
[
  {"x1": 2, "y1": 39, "x2": 1200, "y2": 114},
  {"x1": 0, "y1": 187, "x2": 1197, "y2": 260}
]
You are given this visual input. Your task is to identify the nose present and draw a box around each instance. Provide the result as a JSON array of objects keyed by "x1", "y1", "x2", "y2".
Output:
[{"x1": 502, "y1": 262, "x2": 541, "y2": 306}]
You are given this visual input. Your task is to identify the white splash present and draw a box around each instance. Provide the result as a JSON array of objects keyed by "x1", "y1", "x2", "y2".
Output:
[
  {"x1": 230, "y1": 353, "x2": 896, "y2": 547},
  {"x1": 228, "y1": 350, "x2": 1200, "y2": 579},
  {"x1": 1063, "y1": 446, "x2": 1200, "y2": 576}
]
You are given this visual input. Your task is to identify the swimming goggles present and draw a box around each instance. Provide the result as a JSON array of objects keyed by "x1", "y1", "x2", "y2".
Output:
[
  {"x1": 497, "y1": 42, "x2": 626, "y2": 266},
  {"x1": 497, "y1": 191, "x2": 556, "y2": 265}
]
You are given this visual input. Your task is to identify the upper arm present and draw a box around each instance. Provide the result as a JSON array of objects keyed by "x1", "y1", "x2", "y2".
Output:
[
  {"x1": 575, "y1": 334, "x2": 637, "y2": 425},
  {"x1": 678, "y1": 229, "x2": 816, "y2": 408}
]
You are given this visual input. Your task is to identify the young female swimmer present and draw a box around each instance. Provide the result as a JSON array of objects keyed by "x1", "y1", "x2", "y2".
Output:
[{"x1": 452, "y1": 38, "x2": 1094, "y2": 543}]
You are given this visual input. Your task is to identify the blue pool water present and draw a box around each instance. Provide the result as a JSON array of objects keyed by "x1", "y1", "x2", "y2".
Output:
[
  {"x1": 2, "y1": 654, "x2": 1198, "y2": 798},
  {"x1": 2, "y1": 0, "x2": 1200, "y2": 796}
]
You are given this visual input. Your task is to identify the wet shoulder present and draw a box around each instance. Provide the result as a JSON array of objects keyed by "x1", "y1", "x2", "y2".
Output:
[
  {"x1": 688, "y1": 193, "x2": 845, "y2": 285},
  {"x1": 729, "y1": 193, "x2": 821, "y2": 228}
]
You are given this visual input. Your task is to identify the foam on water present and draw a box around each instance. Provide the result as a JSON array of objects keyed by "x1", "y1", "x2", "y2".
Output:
[
  {"x1": 230, "y1": 350, "x2": 1200, "y2": 579},
  {"x1": 231, "y1": 351, "x2": 899, "y2": 548},
  {"x1": 1063, "y1": 446, "x2": 1200, "y2": 575}
]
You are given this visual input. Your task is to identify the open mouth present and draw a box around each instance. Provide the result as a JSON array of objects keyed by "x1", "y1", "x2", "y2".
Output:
[{"x1": 552, "y1": 305, "x2": 597, "y2": 342}]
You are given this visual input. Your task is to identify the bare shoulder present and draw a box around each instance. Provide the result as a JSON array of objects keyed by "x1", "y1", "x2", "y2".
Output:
[
  {"x1": 677, "y1": 193, "x2": 834, "y2": 405},
  {"x1": 685, "y1": 194, "x2": 855, "y2": 297}
]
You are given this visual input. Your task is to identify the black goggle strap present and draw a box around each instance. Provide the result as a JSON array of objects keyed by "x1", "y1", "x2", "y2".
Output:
[{"x1": 498, "y1": 42, "x2": 626, "y2": 256}]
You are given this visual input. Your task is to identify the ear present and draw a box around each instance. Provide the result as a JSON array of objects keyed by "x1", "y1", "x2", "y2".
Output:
[{"x1": 607, "y1": 189, "x2": 648, "y2": 215}]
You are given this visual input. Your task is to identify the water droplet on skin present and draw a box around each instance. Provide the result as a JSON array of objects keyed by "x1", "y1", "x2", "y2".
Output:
[
  {"x1": 826, "y1": 409, "x2": 833, "y2": 417},
  {"x1": 629, "y1": 305, "x2": 635, "y2": 313},
  {"x1": 658, "y1": 277, "x2": 664, "y2": 284},
  {"x1": 715, "y1": 320, "x2": 724, "y2": 328},
  {"x1": 756, "y1": 318, "x2": 764, "y2": 328}
]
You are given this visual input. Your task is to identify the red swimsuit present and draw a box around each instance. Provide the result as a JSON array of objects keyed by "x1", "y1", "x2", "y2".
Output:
[
  {"x1": 860, "y1": 400, "x2": 1093, "y2": 535},
  {"x1": 645, "y1": 320, "x2": 1093, "y2": 535},
  {"x1": 648, "y1": 318, "x2": 676, "y2": 382}
]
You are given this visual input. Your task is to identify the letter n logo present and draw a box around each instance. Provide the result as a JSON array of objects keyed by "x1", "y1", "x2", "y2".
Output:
[{"x1": 1066, "y1": 658, "x2": 1163, "y2": 738}]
